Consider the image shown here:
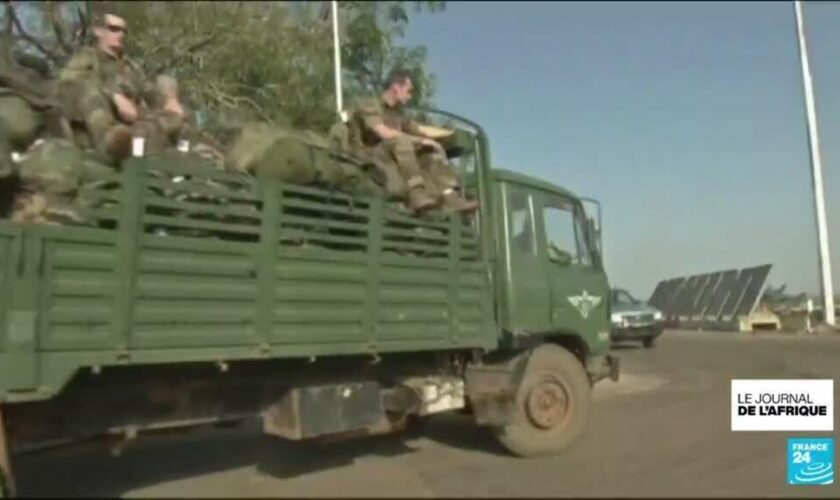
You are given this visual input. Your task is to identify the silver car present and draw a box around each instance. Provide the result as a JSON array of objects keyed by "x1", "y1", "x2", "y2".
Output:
[{"x1": 610, "y1": 288, "x2": 664, "y2": 348}]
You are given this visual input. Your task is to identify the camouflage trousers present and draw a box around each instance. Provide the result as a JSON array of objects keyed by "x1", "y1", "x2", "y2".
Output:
[
  {"x1": 58, "y1": 80, "x2": 183, "y2": 164},
  {"x1": 369, "y1": 137, "x2": 460, "y2": 201}
]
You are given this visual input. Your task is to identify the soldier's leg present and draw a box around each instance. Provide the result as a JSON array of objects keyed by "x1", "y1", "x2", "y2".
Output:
[
  {"x1": 76, "y1": 85, "x2": 132, "y2": 164},
  {"x1": 369, "y1": 144, "x2": 408, "y2": 199},
  {"x1": 134, "y1": 110, "x2": 184, "y2": 155},
  {"x1": 419, "y1": 149, "x2": 478, "y2": 214},
  {"x1": 382, "y1": 136, "x2": 436, "y2": 212}
]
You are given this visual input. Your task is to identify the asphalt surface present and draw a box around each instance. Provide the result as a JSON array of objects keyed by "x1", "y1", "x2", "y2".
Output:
[{"x1": 12, "y1": 330, "x2": 840, "y2": 498}]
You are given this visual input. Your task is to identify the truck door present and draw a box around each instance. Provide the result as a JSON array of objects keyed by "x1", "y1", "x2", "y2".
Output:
[
  {"x1": 537, "y1": 192, "x2": 609, "y2": 338},
  {"x1": 501, "y1": 183, "x2": 551, "y2": 330}
]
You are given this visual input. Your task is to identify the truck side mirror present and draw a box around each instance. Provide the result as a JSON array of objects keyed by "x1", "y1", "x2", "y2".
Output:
[{"x1": 587, "y1": 218, "x2": 601, "y2": 254}]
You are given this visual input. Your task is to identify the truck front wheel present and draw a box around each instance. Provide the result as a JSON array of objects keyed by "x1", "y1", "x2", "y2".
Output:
[{"x1": 494, "y1": 344, "x2": 591, "y2": 458}]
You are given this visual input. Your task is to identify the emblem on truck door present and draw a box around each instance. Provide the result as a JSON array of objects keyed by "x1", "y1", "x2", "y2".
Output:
[{"x1": 568, "y1": 290, "x2": 602, "y2": 319}]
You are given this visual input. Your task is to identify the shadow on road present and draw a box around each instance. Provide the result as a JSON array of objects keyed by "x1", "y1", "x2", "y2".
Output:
[
  {"x1": 610, "y1": 342, "x2": 643, "y2": 351},
  {"x1": 419, "y1": 413, "x2": 509, "y2": 457},
  {"x1": 13, "y1": 419, "x2": 422, "y2": 498}
]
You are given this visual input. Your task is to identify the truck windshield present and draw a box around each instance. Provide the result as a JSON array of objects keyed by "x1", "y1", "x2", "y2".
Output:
[
  {"x1": 611, "y1": 290, "x2": 638, "y2": 305},
  {"x1": 406, "y1": 108, "x2": 481, "y2": 192}
]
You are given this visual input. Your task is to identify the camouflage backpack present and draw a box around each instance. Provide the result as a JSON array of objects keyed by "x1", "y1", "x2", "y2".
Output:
[{"x1": 11, "y1": 138, "x2": 113, "y2": 225}]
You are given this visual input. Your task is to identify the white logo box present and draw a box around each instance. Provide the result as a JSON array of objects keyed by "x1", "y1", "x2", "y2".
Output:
[{"x1": 731, "y1": 379, "x2": 834, "y2": 432}]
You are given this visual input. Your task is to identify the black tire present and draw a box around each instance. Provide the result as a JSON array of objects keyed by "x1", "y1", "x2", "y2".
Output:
[
  {"x1": 493, "y1": 344, "x2": 591, "y2": 458},
  {"x1": 642, "y1": 336, "x2": 655, "y2": 348}
]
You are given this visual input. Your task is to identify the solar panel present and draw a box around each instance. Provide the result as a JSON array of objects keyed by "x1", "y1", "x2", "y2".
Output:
[
  {"x1": 734, "y1": 264, "x2": 772, "y2": 317},
  {"x1": 650, "y1": 264, "x2": 773, "y2": 327},
  {"x1": 684, "y1": 274, "x2": 712, "y2": 317},
  {"x1": 674, "y1": 275, "x2": 703, "y2": 317},
  {"x1": 664, "y1": 276, "x2": 690, "y2": 317},
  {"x1": 719, "y1": 270, "x2": 752, "y2": 320},
  {"x1": 704, "y1": 269, "x2": 738, "y2": 319},
  {"x1": 660, "y1": 277, "x2": 686, "y2": 317},
  {"x1": 648, "y1": 279, "x2": 669, "y2": 309},
  {"x1": 691, "y1": 271, "x2": 723, "y2": 318}
]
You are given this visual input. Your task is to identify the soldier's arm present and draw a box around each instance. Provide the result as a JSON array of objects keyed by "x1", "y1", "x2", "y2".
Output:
[
  {"x1": 357, "y1": 100, "x2": 418, "y2": 142},
  {"x1": 403, "y1": 117, "x2": 426, "y2": 137},
  {"x1": 401, "y1": 116, "x2": 446, "y2": 153}
]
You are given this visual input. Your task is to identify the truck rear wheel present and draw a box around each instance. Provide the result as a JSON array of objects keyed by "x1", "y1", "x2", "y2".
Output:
[{"x1": 493, "y1": 344, "x2": 591, "y2": 458}]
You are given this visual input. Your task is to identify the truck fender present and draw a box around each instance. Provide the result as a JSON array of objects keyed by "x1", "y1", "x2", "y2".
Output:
[{"x1": 464, "y1": 351, "x2": 530, "y2": 427}]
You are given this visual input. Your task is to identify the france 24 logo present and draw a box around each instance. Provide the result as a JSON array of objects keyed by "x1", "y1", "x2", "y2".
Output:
[{"x1": 787, "y1": 438, "x2": 834, "y2": 485}]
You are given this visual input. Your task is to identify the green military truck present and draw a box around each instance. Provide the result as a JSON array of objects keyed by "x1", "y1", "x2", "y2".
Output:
[{"x1": 0, "y1": 108, "x2": 617, "y2": 496}]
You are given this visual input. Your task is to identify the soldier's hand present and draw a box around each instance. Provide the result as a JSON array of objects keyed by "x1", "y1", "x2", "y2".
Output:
[
  {"x1": 113, "y1": 93, "x2": 139, "y2": 123},
  {"x1": 163, "y1": 97, "x2": 185, "y2": 118},
  {"x1": 420, "y1": 137, "x2": 444, "y2": 153}
]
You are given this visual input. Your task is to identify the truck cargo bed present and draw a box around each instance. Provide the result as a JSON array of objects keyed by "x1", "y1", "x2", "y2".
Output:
[{"x1": 0, "y1": 157, "x2": 495, "y2": 402}]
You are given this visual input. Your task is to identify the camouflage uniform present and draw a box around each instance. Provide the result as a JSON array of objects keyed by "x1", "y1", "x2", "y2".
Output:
[
  {"x1": 57, "y1": 46, "x2": 183, "y2": 163},
  {"x1": 350, "y1": 96, "x2": 472, "y2": 212},
  {"x1": 350, "y1": 96, "x2": 433, "y2": 201},
  {"x1": 0, "y1": 38, "x2": 82, "y2": 221},
  {"x1": 0, "y1": 37, "x2": 58, "y2": 178}
]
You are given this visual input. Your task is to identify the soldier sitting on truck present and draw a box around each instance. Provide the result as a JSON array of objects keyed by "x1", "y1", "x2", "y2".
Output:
[
  {"x1": 348, "y1": 70, "x2": 478, "y2": 214},
  {"x1": 56, "y1": 13, "x2": 188, "y2": 165}
]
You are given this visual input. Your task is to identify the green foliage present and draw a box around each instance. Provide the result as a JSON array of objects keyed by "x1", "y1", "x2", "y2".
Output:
[{"x1": 1, "y1": 1, "x2": 444, "y2": 133}]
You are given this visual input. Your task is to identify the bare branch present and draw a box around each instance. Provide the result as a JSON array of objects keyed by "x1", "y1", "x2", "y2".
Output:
[
  {"x1": 205, "y1": 81, "x2": 274, "y2": 124},
  {"x1": 4, "y1": 3, "x2": 12, "y2": 34},
  {"x1": 5, "y1": 1, "x2": 62, "y2": 63},
  {"x1": 75, "y1": 4, "x2": 88, "y2": 44},
  {"x1": 186, "y1": 31, "x2": 218, "y2": 54},
  {"x1": 47, "y1": 0, "x2": 74, "y2": 54}
]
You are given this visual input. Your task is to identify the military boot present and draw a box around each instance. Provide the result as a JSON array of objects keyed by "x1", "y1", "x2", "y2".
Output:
[
  {"x1": 408, "y1": 186, "x2": 437, "y2": 213},
  {"x1": 405, "y1": 174, "x2": 436, "y2": 213},
  {"x1": 441, "y1": 189, "x2": 478, "y2": 214}
]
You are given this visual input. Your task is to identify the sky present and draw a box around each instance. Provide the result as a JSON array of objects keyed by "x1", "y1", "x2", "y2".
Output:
[{"x1": 403, "y1": 1, "x2": 840, "y2": 300}]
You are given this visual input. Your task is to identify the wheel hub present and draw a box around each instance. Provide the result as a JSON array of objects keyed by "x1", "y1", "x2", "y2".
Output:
[{"x1": 525, "y1": 379, "x2": 569, "y2": 430}]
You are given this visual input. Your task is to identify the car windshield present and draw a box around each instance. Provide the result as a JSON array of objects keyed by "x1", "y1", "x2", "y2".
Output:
[{"x1": 611, "y1": 290, "x2": 638, "y2": 306}]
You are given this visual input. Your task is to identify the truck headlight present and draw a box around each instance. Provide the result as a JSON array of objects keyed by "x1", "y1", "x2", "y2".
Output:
[
  {"x1": 653, "y1": 311, "x2": 663, "y2": 321},
  {"x1": 610, "y1": 313, "x2": 623, "y2": 324}
]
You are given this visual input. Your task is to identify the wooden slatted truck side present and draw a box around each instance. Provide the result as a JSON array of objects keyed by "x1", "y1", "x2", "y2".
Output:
[{"x1": 0, "y1": 109, "x2": 618, "y2": 496}]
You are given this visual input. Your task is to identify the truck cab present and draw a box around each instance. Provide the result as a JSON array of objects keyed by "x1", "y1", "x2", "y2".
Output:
[
  {"x1": 492, "y1": 169, "x2": 613, "y2": 376},
  {"x1": 416, "y1": 107, "x2": 615, "y2": 381}
]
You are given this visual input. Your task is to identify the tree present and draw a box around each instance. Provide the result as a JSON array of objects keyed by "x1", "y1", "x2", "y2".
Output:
[{"x1": 0, "y1": 0, "x2": 445, "y2": 133}]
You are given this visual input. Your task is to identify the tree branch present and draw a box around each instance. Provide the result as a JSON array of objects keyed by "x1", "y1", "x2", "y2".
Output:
[
  {"x1": 47, "y1": 0, "x2": 74, "y2": 54},
  {"x1": 5, "y1": 1, "x2": 62, "y2": 63},
  {"x1": 74, "y1": 4, "x2": 88, "y2": 44},
  {"x1": 185, "y1": 31, "x2": 218, "y2": 54},
  {"x1": 4, "y1": 3, "x2": 12, "y2": 34}
]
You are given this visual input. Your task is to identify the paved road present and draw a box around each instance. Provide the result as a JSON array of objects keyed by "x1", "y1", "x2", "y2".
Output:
[{"x1": 13, "y1": 330, "x2": 840, "y2": 497}]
